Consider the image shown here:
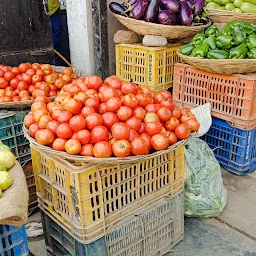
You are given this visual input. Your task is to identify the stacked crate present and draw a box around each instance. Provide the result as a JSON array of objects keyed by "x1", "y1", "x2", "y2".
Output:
[{"x1": 173, "y1": 63, "x2": 256, "y2": 175}]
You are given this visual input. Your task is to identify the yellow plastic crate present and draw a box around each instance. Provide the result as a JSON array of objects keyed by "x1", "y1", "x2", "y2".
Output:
[
  {"x1": 31, "y1": 144, "x2": 184, "y2": 243},
  {"x1": 116, "y1": 43, "x2": 182, "y2": 92}
]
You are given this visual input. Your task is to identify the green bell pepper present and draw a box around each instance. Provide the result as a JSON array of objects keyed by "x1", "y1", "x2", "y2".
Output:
[
  {"x1": 191, "y1": 43, "x2": 209, "y2": 58},
  {"x1": 180, "y1": 44, "x2": 194, "y2": 56},
  {"x1": 192, "y1": 33, "x2": 207, "y2": 46},
  {"x1": 205, "y1": 25, "x2": 219, "y2": 37},
  {"x1": 220, "y1": 25, "x2": 232, "y2": 36},
  {"x1": 232, "y1": 24, "x2": 247, "y2": 45},
  {"x1": 229, "y1": 43, "x2": 248, "y2": 59},
  {"x1": 203, "y1": 36, "x2": 217, "y2": 50},
  {"x1": 216, "y1": 35, "x2": 234, "y2": 50},
  {"x1": 207, "y1": 50, "x2": 229, "y2": 59},
  {"x1": 229, "y1": 21, "x2": 253, "y2": 35},
  {"x1": 247, "y1": 35, "x2": 256, "y2": 49},
  {"x1": 247, "y1": 48, "x2": 256, "y2": 59}
]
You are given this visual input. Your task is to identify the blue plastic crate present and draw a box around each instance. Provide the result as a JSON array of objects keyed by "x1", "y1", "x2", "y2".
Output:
[
  {"x1": 0, "y1": 225, "x2": 29, "y2": 256},
  {"x1": 202, "y1": 117, "x2": 256, "y2": 175}
]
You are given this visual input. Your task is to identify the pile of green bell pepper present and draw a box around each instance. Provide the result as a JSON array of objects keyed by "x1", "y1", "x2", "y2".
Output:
[{"x1": 180, "y1": 21, "x2": 256, "y2": 59}]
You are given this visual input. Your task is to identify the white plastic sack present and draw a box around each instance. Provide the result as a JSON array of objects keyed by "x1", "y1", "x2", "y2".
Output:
[{"x1": 184, "y1": 138, "x2": 227, "y2": 217}]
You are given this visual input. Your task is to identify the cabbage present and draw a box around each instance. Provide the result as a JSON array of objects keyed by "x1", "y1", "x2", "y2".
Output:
[
  {"x1": 0, "y1": 172, "x2": 13, "y2": 191},
  {"x1": 0, "y1": 150, "x2": 15, "y2": 169},
  {"x1": 0, "y1": 144, "x2": 11, "y2": 152}
]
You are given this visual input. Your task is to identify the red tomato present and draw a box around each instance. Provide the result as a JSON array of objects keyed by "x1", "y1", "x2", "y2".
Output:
[
  {"x1": 35, "y1": 129, "x2": 54, "y2": 145},
  {"x1": 31, "y1": 63, "x2": 41, "y2": 71},
  {"x1": 165, "y1": 117, "x2": 179, "y2": 132},
  {"x1": 121, "y1": 82, "x2": 138, "y2": 95},
  {"x1": 123, "y1": 94, "x2": 138, "y2": 109},
  {"x1": 21, "y1": 73, "x2": 32, "y2": 84},
  {"x1": 133, "y1": 107, "x2": 146, "y2": 120},
  {"x1": 69, "y1": 115, "x2": 86, "y2": 132},
  {"x1": 35, "y1": 95, "x2": 51, "y2": 104},
  {"x1": 4, "y1": 71, "x2": 15, "y2": 82},
  {"x1": 44, "y1": 74, "x2": 56, "y2": 84},
  {"x1": 98, "y1": 103, "x2": 107, "y2": 115},
  {"x1": 24, "y1": 114, "x2": 35, "y2": 128},
  {"x1": 145, "y1": 104, "x2": 159, "y2": 113},
  {"x1": 76, "y1": 129, "x2": 91, "y2": 145},
  {"x1": 136, "y1": 94, "x2": 151, "y2": 108},
  {"x1": 0, "y1": 78, "x2": 8, "y2": 89},
  {"x1": 19, "y1": 63, "x2": 29, "y2": 73},
  {"x1": 31, "y1": 101, "x2": 47, "y2": 112},
  {"x1": 104, "y1": 76, "x2": 122, "y2": 90},
  {"x1": 117, "y1": 106, "x2": 132, "y2": 121},
  {"x1": 65, "y1": 139, "x2": 81, "y2": 155},
  {"x1": 93, "y1": 141, "x2": 112, "y2": 158},
  {"x1": 128, "y1": 129, "x2": 139, "y2": 142},
  {"x1": 57, "y1": 111, "x2": 73, "y2": 124},
  {"x1": 32, "y1": 75, "x2": 43, "y2": 84},
  {"x1": 106, "y1": 97, "x2": 122, "y2": 112},
  {"x1": 154, "y1": 93, "x2": 168, "y2": 104},
  {"x1": 29, "y1": 123, "x2": 40, "y2": 138},
  {"x1": 46, "y1": 120, "x2": 59, "y2": 134},
  {"x1": 111, "y1": 122, "x2": 130, "y2": 140},
  {"x1": 52, "y1": 109, "x2": 62, "y2": 121},
  {"x1": 11, "y1": 67, "x2": 20, "y2": 75},
  {"x1": 186, "y1": 119, "x2": 200, "y2": 132},
  {"x1": 131, "y1": 137, "x2": 148, "y2": 156},
  {"x1": 26, "y1": 68, "x2": 36, "y2": 76},
  {"x1": 52, "y1": 138, "x2": 67, "y2": 151},
  {"x1": 112, "y1": 140, "x2": 132, "y2": 157},
  {"x1": 3, "y1": 96, "x2": 13, "y2": 102},
  {"x1": 2, "y1": 66, "x2": 11, "y2": 72},
  {"x1": 80, "y1": 144, "x2": 94, "y2": 156},
  {"x1": 145, "y1": 122, "x2": 162, "y2": 136},
  {"x1": 102, "y1": 112, "x2": 119, "y2": 130},
  {"x1": 161, "y1": 90, "x2": 172, "y2": 100},
  {"x1": 36, "y1": 69, "x2": 46, "y2": 77},
  {"x1": 80, "y1": 106, "x2": 95, "y2": 118},
  {"x1": 166, "y1": 132, "x2": 177, "y2": 145},
  {"x1": 85, "y1": 113, "x2": 103, "y2": 130},
  {"x1": 78, "y1": 83, "x2": 88, "y2": 92},
  {"x1": 33, "y1": 108, "x2": 49, "y2": 123},
  {"x1": 12, "y1": 96, "x2": 21, "y2": 102},
  {"x1": 125, "y1": 116, "x2": 141, "y2": 132},
  {"x1": 0, "y1": 89, "x2": 5, "y2": 96},
  {"x1": 0, "y1": 70, "x2": 4, "y2": 77},
  {"x1": 181, "y1": 113, "x2": 196, "y2": 123},
  {"x1": 54, "y1": 78, "x2": 66, "y2": 89},
  {"x1": 161, "y1": 99, "x2": 174, "y2": 111},
  {"x1": 64, "y1": 98, "x2": 82, "y2": 115},
  {"x1": 38, "y1": 115, "x2": 53, "y2": 129},
  {"x1": 175, "y1": 124, "x2": 191, "y2": 140},
  {"x1": 172, "y1": 107, "x2": 181, "y2": 119},
  {"x1": 56, "y1": 123, "x2": 73, "y2": 139},
  {"x1": 144, "y1": 112, "x2": 160, "y2": 124},
  {"x1": 151, "y1": 134, "x2": 169, "y2": 151},
  {"x1": 181, "y1": 108, "x2": 191, "y2": 116},
  {"x1": 102, "y1": 87, "x2": 119, "y2": 102},
  {"x1": 91, "y1": 125, "x2": 109, "y2": 144},
  {"x1": 19, "y1": 90, "x2": 29, "y2": 97},
  {"x1": 28, "y1": 85, "x2": 35, "y2": 94},
  {"x1": 140, "y1": 133, "x2": 152, "y2": 150},
  {"x1": 86, "y1": 76, "x2": 102, "y2": 90},
  {"x1": 41, "y1": 64, "x2": 52, "y2": 75},
  {"x1": 138, "y1": 122, "x2": 146, "y2": 134},
  {"x1": 74, "y1": 92, "x2": 89, "y2": 104},
  {"x1": 17, "y1": 81, "x2": 28, "y2": 91},
  {"x1": 69, "y1": 85, "x2": 81, "y2": 97},
  {"x1": 85, "y1": 97, "x2": 100, "y2": 111},
  {"x1": 157, "y1": 107, "x2": 172, "y2": 122},
  {"x1": 62, "y1": 67, "x2": 73, "y2": 76}
]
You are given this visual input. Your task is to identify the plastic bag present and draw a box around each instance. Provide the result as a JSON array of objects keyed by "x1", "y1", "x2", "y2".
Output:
[{"x1": 184, "y1": 138, "x2": 227, "y2": 218}]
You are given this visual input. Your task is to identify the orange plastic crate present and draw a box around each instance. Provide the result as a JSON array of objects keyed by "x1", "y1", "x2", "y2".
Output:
[{"x1": 173, "y1": 63, "x2": 256, "y2": 130}]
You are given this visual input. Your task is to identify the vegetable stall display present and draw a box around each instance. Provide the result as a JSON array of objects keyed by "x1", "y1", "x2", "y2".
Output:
[{"x1": 24, "y1": 75, "x2": 200, "y2": 158}]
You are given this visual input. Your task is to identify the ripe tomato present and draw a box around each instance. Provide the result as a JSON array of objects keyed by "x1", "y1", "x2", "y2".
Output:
[
  {"x1": 165, "y1": 117, "x2": 179, "y2": 132},
  {"x1": 186, "y1": 119, "x2": 200, "y2": 132},
  {"x1": 78, "y1": 83, "x2": 88, "y2": 92},
  {"x1": 85, "y1": 97, "x2": 100, "y2": 111},
  {"x1": 157, "y1": 107, "x2": 172, "y2": 122},
  {"x1": 86, "y1": 89, "x2": 97, "y2": 95},
  {"x1": 20, "y1": 96, "x2": 31, "y2": 101},
  {"x1": 35, "y1": 129, "x2": 54, "y2": 145},
  {"x1": 29, "y1": 123, "x2": 40, "y2": 138},
  {"x1": 4, "y1": 71, "x2": 15, "y2": 82},
  {"x1": 125, "y1": 116, "x2": 141, "y2": 132},
  {"x1": 117, "y1": 106, "x2": 132, "y2": 121},
  {"x1": 128, "y1": 129, "x2": 139, "y2": 142},
  {"x1": 57, "y1": 111, "x2": 73, "y2": 124},
  {"x1": 81, "y1": 106, "x2": 95, "y2": 118},
  {"x1": 24, "y1": 114, "x2": 35, "y2": 128},
  {"x1": 85, "y1": 113, "x2": 103, "y2": 130},
  {"x1": 12, "y1": 96, "x2": 21, "y2": 102},
  {"x1": 2, "y1": 66, "x2": 11, "y2": 72},
  {"x1": 62, "y1": 67, "x2": 73, "y2": 76},
  {"x1": 33, "y1": 108, "x2": 49, "y2": 123},
  {"x1": 112, "y1": 140, "x2": 132, "y2": 157},
  {"x1": 31, "y1": 63, "x2": 41, "y2": 71},
  {"x1": 31, "y1": 101, "x2": 47, "y2": 112},
  {"x1": 69, "y1": 115, "x2": 86, "y2": 132},
  {"x1": 11, "y1": 67, "x2": 20, "y2": 75},
  {"x1": 46, "y1": 120, "x2": 59, "y2": 134},
  {"x1": 133, "y1": 107, "x2": 145, "y2": 120},
  {"x1": 44, "y1": 74, "x2": 56, "y2": 84},
  {"x1": 54, "y1": 78, "x2": 66, "y2": 89},
  {"x1": 98, "y1": 103, "x2": 107, "y2": 115},
  {"x1": 19, "y1": 63, "x2": 29, "y2": 73},
  {"x1": 123, "y1": 94, "x2": 138, "y2": 109},
  {"x1": 144, "y1": 112, "x2": 160, "y2": 124},
  {"x1": 106, "y1": 97, "x2": 122, "y2": 112},
  {"x1": 111, "y1": 123, "x2": 130, "y2": 140},
  {"x1": 52, "y1": 109, "x2": 63, "y2": 121},
  {"x1": 64, "y1": 98, "x2": 82, "y2": 115},
  {"x1": 138, "y1": 122, "x2": 146, "y2": 134},
  {"x1": 131, "y1": 137, "x2": 148, "y2": 156},
  {"x1": 87, "y1": 76, "x2": 102, "y2": 90},
  {"x1": 74, "y1": 92, "x2": 89, "y2": 104},
  {"x1": 102, "y1": 87, "x2": 119, "y2": 102},
  {"x1": 161, "y1": 99, "x2": 174, "y2": 111},
  {"x1": 136, "y1": 94, "x2": 151, "y2": 108},
  {"x1": 154, "y1": 93, "x2": 168, "y2": 104},
  {"x1": 5, "y1": 90, "x2": 15, "y2": 97},
  {"x1": 145, "y1": 104, "x2": 159, "y2": 113},
  {"x1": 172, "y1": 107, "x2": 181, "y2": 119},
  {"x1": 19, "y1": 90, "x2": 29, "y2": 97},
  {"x1": 145, "y1": 122, "x2": 162, "y2": 136},
  {"x1": 69, "y1": 85, "x2": 81, "y2": 97},
  {"x1": 102, "y1": 112, "x2": 119, "y2": 130},
  {"x1": 17, "y1": 81, "x2": 28, "y2": 91},
  {"x1": 0, "y1": 70, "x2": 4, "y2": 77},
  {"x1": 76, "y1": 129, "x2": 91, "y2": 145},
  {"x1": 166, "y1": 132, "x2": 177, "y2": 145},
  {"x1": 36, "y1": 69, "x2": 46, "y2": 77},
  {"x1": 0, "y1": 78, "x2": 8, "y2": 89},
  {"x1": 21, "y1": 73, "x2": 32, "y2": 84},
  {"x1": 26, "y1": 68, "x2": 36, "y2": 76},
  {"x1": 65, "y1": 139, "x2": 82, "y2": 155},
  {"x1": 56, "y1": 123, "x2": 73, "y2": 139},
  {"x1": 80, "y1": 144, "x2": 94, "y2": 156},
  {"x1": 151, "y1": 134, "x2": 169, "y2": 151},
  {"x1": 121, "y1": 82, "x2": 138, "y2": 95},
  {"x1": 3, "y1": 96, "x2": 13, "y2": 102},
  {"x1": 41, "y1": 64, "x2": 52, "y2": 75},
  {"x1": 52, "y1": 138, "x2": 67, "y2": 151},
  {"x1": 35, "y1": 95, "x2": 51, "y2": 104},
  {"x1": 0, "y1": 89, "x2": 5, "y2": 96},
  {"x1": 175, "y1": 124, "x2": 191, "y2": 140},
  {"x1": 28, "y1": 85, "x2": 35, "y2": 94},
  {"x1": 38, "y1": 115, "x2": 53, "y2": 129},
  {"x1": 104, "y1": 76, "x2": 122, "y2": 90},
  {"x1": 91, "y1": 125, "x2": 109, "y2": 144},
  {"x1": 32, "y1": 75, "x2": 43, "y2": 84},
  {"x1": 93, "y1": 141, "x2": 112, "y2": 158},
  {"x1": 140, "y1": 133, "x2": 152, "y2": 150},
  {"x1": 180, "y1": 112, "x2": 196, "y2": 123},
  {"x1": 181, "y1": 108, "x2": 191, "y2": 116}
]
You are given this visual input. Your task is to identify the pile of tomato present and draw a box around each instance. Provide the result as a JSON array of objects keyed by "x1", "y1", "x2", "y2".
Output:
[
  {"x1": 0, "y1": 63, "x2": 77, "y2": 102},
  {"x1": 24, "y1": 75, "x2": 200, "y2": 158}
]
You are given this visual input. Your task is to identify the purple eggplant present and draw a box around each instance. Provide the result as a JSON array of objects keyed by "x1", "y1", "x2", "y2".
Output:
[
  {"x1": 132, "y1": 0, "x2": 150, "y2": 19},
  {"x1": 186, "y1": 0, "x2": 195, "y2": 12},
  {"x1": 194, "y1": 0, "x2": 205, "y2": 15},
  {"x1": 158, "y1": 10, "x2": 177, "y2": 25},
  {"x1": 179, "y1": 0, "x2": 193, "y2": 26},
  {"x1": 127, "y1": 0, "x2": 138, "y2": 4},
  {"x1": 145, "y1": 0, "x2": 160, "y2": 22},
  {"x1": 109, "y1": 2, "x2": 127, "y2": 15},
  {"x1": 160, "y1": 0, "x2": 179, "y2": 13}
]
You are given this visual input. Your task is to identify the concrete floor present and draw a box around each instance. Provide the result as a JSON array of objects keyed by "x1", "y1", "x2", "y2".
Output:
[{"x1": 28, "y1": 170, "x2": 256, "y2": 256}]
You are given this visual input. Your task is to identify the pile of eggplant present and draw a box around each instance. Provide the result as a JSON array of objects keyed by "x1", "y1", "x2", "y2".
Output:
[{"x1": 109, "y1": 0, "x2": 209, "y2": 26}]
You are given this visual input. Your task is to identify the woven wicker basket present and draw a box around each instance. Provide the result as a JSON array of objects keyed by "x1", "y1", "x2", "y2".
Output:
[
  {"x1": 113, "y1": 14, "x2": 211, "y2": 39},
  {"x1": 177, "y1": 51, "x2": 256, "y2": 75},
  {"x1": 0, "y1": 100, "x2": 34, "y2": 109},
  {"x1": 208, "y1": 9, "x2": 256, "y2": 23}
]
